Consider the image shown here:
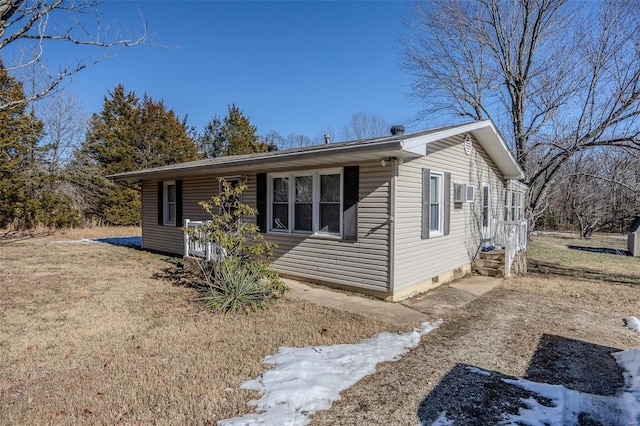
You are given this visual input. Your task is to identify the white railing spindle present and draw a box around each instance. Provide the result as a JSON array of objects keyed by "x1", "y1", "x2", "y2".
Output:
[{"x1": 183, "y1": 219, "x2": 226, "y2": 262}]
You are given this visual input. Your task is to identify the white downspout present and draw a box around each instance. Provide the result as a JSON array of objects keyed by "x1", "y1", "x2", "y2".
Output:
[{"x1": 388, "y1": 158, "x2": 399, "y2": 299}]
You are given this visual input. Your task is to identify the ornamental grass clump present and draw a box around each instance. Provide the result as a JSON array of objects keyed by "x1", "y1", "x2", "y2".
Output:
[
  {"x1": 196, "y1": 257, "x2": 272, "y2": 314},
  {"x1": 188, "y1": 178, "x2": 288, "y2": 314}
]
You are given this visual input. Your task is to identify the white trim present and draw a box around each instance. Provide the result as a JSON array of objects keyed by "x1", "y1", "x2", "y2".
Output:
[
  {"x1": 267, "y1": 168, "x2": 343, "y2": 237},
  {"x1": 401, "y1": 120, "x2": 524, "y2": 179},
  {"x1": 163, "y1": 180, "x2": 176, "y2": 226}
]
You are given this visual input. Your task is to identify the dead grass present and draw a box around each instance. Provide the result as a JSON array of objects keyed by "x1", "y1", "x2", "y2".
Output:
[
  {"x1": 528, "y1": 233, "x2": 639, "y2": 284},
  {"x1": 0, "y1": 228, "x2": 400, "y2": 425}
]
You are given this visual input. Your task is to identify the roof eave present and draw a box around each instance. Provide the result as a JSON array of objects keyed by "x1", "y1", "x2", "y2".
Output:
[{"x1": 109, "y1": 139, "x2": 411, "y2": 182}]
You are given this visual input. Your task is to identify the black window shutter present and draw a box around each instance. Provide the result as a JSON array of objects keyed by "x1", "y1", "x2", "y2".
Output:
[
  {"x1": 157, "y1": 181, "x2": 164, "y2": 225},
  {"x1": 444, "y1": 172, "x2": 451, "y2": 236},
  {"x1": 256, "y1": 173, "x2": 267, "y2": 233},
  {"x1": 175, "y1": 180, "x2": 183, "y2": 227},
  {"x1": 343, "y1": 166, "x2": 359, "y2": 241},
  {"x1": 422, "y1": 169, "x2": 430, "y2": 239}
]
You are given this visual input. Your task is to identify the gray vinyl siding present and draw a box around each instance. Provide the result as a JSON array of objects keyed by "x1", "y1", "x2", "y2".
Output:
[
  {"x1": 394, "y1": 134, "x2": 505, "y2": 291},
  {"x1": 267, "y1": 161, "x2": 391, "y2": 291},
  {"x1": 141, "y1": 162, "x2": 392, "y2": 291}
]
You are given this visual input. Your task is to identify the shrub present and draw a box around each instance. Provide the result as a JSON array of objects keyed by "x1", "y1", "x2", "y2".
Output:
[
  {"x1": 187, "y1": 178, "x2": 288, "y2": 314},
  {"x1": 196, "y1": 257, "x2": 273, "y2": 314}
]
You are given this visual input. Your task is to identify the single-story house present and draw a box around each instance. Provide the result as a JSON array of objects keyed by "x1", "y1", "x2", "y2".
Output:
[{"x1": 110, "y1": 119, "x2": 526, "y2": 301}]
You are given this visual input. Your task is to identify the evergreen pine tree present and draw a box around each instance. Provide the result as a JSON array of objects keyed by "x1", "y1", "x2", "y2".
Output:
[
  {"x1": 221, "y1": 104, "x2": 266, "y2": 156},
  {"x1": 199, "y1": 104, "x2": 266, "y2": 158},
  {"x1": 0, "y1": 62, "x2": 45, "y2": 227},
  {"x1": 78, "y1": 84, "x2": 200, "y2": 225}
]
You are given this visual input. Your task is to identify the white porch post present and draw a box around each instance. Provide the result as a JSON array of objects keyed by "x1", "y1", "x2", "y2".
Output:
[
  {"x1": 504, "y1": 235, "x2": 512, "y2": 279},
  {"x1": 205, "y1": 242, "x2": 211, "y2": 261},
  {"x1": 183, "y1": 218, "x2": 190, "y2": 258}
]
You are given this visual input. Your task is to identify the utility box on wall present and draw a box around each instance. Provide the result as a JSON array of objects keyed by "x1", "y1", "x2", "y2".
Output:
[{"x1": 628, "y1": 216, "x2": 640, "y2": 257}]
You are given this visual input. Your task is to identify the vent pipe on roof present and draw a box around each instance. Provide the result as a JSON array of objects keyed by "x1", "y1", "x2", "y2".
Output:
[
  {"x1": 390, "y1": 125, "x2": 405, "y2": 136},
  {"x1": 267, "y1": 142, "x2": 278, "y2": 152},
  {"x1": 324, "y1": 134, "x2": 331, "y2": 144}
]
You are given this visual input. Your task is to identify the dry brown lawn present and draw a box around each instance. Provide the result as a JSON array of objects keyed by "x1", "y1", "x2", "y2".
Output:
[{"x1": 0, "y1": 228, "x2": 401, "y2": 425}]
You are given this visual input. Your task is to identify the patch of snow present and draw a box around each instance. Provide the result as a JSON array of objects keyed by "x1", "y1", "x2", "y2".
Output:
[
  {"x1": 428, "y1": 411, "x2": 454, "y2": 426},
  {"x1": 465, "y1": 366, "x2": 492, "y2": 376},
  {"x1": 219, "y1": 320, "x2": 443, "y2": 426},
  {"x1": 52, "y1": 236, "x2": 141, "y2": 248},
  {"x1": 503, "y1": 349, "x2": 640, "y2": 426},
  {"x1": 625, "y1": 317, "x2": 640, "y2": 332},
  {"x1": 613, "y1": 349, "x2": 640, "y2": 423}
]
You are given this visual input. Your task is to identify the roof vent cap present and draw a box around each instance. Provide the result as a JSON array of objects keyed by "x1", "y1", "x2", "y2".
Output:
[
  {"x1": 324, "y1": 134, "x2": 331, "y2": 144},
  {"x1": 267, "y1": 142, "x2": 279, "y2": 152},
  {"x1": 390, "y1": 125, "x2": 405, "y2": 136}
]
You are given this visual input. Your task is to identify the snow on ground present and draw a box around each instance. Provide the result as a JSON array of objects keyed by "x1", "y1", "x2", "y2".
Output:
[
  {"x1": 625, "y1": 317, "x2": 640, "y2": 333},
  {"x1": 52, "y1": 236, "x2": 142, "y2": 248},
  {"x1": 219, "y1": 320, "x2": 442, "y2": 426},
  {"x1": 501, "y1": 349, "x2": 640, "y2": 425},
  {"x1": 430, "y1": 412, "x2": 454, "y2": 426}
]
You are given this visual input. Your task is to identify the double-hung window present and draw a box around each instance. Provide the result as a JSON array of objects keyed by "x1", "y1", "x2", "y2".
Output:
[
  {"x1": 429, "y1": 172, "x2": 443, "y2": 235},
  {"x1": 271, "y1": 177, "x2": 289, "y2": 230},
  {"x1": 219, "y1": 177, "x2": 242, "y2": 218},
  {"x1": 422, "y1": 169, "x2": 450, "y2": 239},
  {"x1": 268, "y1": 169, "x2": 342, "y2": 236},
  {"x1": 319, "y1": 174, "x2": 341, "y2": 233},
  {"x1": 164, "y1": 181, "x2": 176, "y2": 225},
  {"x1": 504, "y1": 189, "x2": 511, "y2": 221},
  {"x1": 294, "y1": 176, "x2": 313, "y2": 232},
  {"x1": 516, "y1": 192, "x2": 523, "y2": 220}
]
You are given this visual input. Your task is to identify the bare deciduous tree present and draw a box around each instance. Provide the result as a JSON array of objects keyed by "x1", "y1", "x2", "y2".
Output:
[
  {"x1": 36, "y1": 90, "x2": 87, "y2": 174},
  {"x1": 0, "y1": 0, "x2": 146, "y2": 110},
  {"x1": 340, "y1": 112, "x2": 388, "y2": 141},
  {"x1": 263, "y1": 130, "x2": 317, "y2": 150},
  {"x1": 403, "y1": 0, "x2": 640, "y2": 227}
]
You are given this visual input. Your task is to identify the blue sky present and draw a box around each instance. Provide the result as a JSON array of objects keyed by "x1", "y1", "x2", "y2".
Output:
[{"x1": 39, "y1": 1, "x2": 427, "y2": 141}]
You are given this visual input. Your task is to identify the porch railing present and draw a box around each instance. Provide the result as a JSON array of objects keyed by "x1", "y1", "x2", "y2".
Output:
[
  {"x1": 493, "y1": 219, "x2": 528, "y2": 278},
  {"x1": 183, "y1": 219, "x2": 226, "y2": 262}
]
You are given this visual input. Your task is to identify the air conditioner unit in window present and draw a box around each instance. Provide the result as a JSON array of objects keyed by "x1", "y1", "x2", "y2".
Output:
[
  {"x1": 466, "y1": 184, "x2": 475, "y2": 202},
  {"x1": 454, "y1": 184, "x2": 475, "y2": 203}
]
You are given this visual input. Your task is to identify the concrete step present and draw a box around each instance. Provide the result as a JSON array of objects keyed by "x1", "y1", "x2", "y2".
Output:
[
  {"x1": 474, "y1": 258, "x2": 503, "y2": 268},
  {"x1": 474, "y1": 265, "x2": 503, "y2": 277},
  {"x1": 479, "y1": 250, "x2": 505, "y2": 260}
]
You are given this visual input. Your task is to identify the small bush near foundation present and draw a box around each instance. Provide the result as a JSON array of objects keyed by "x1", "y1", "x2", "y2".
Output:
[{"x1": 196, "y1": 257, "x2": 277, "y2": 314}]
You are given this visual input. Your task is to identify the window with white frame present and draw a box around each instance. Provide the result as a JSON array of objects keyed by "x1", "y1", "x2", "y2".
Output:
[
  {"x1": 516, "y1": 192, "x2": 523, "y2": 220},
  {"x1": 504, "y1": 189, "x2": 511, "y2": 221},
  {"x1": 511, "y1": 191, "x2": 517, "y2": 221},
  {"x1": 164, "y1": 181, "x2": 176, "y2": 225},
  {"x1": 219, "y1": 177, "x2": 242, "y2": 217},
  {"x1": 269, "y1": 169, "x2": 342, "y2": 236},
  {"x1": 430, "y1": 172, "x2": 443, "y2": 234},
  {"x1": 271, "y1": 177, "x2": 289, "y2": 230}
]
